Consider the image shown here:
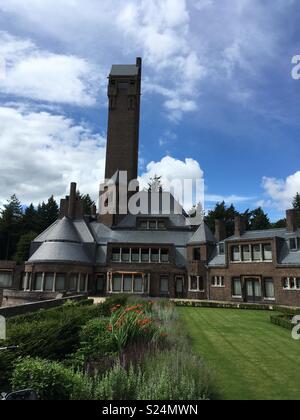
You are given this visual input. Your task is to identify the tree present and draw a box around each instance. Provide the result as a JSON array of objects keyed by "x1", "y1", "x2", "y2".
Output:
[
  {"x1": 37, "y1": 196, "x2": 59, "y2": 233},
  {"x1": 22, "y1": 204, "x2": 38, "y2": 234},
  {"x1": 204, "y1": 202, "x2": 238, "y2": 237},
  {"x1": 0, "y1": 195, "x2": 23, "y2": 260},
  {"x1": 248, "y1": 207, "x2": 271, "y2": 231},
  {"x1": 77, "y1": 192, "x2": 96, "y2": 215},
  {"x1": 148, "y1": 175, "x2": 163, "y2": 192},
  {"x1": 272, "y1": 218, "x2": 286, "y2": 229},
  {"x1": 292, "y1": 193, "x2": 300, "y2": 211},
  {"x1": 14, "y1": 231, "x2": 37, "y2": 264}
]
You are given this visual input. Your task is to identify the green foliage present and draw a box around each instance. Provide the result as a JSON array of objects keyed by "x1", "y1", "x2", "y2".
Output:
[
  {"x1": 12, "y1": 357, "x2": 93, "y2": 400},
  {"x1": 77, "y1": 192, "x2": 96, "y2": 215},
  {"x1": 0, "y1": 195, "x2": 23, "y2": 259},
  {"x1": 292, "y1": 193, "x2": 300, "y2": 211},
  {"x1": 270, "y1": 314, "x2": 294, "y2": 331},
  {"x1": 97, "y1": 294, "x2": 129, "y2": 317},
  {"x1": 14, "y1": 231, "x2": 37, "y2": 263},
  {"x1": 137, "y1": 350, "x2": 216, "y2": 400},
  {"x1": 94, "y1": 363, "x2": 139, "y2": 400},
  {"x1": 248, "y1": 207, "x2": 271, "y2": 231},
  {"x1": 36, "y1": 196, "x2": 59, "y2": 232},
  {"x1": 75, "y1": 318, "x2": 118, "y2": 362},
  {"x1": 205, "y1": 201, "x2": 237, "y2": 237}
]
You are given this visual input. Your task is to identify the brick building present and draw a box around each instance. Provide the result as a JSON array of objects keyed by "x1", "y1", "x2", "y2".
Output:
[{"x1": 1, "y1": 58, "x2": 299, "y2": 307}]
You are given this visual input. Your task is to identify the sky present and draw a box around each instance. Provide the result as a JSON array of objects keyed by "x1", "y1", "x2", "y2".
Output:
[{"x1": 0, "y1": 0, "x2": 299, "y2": 220}]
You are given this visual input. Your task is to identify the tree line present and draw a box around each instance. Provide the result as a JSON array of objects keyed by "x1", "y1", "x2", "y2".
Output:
[
  {"x1": 0, "y1": 193, "x2": 95, "y2": 263},
  {"x1": 204, "y1": 193, "x2": 300, "y2": 238}
]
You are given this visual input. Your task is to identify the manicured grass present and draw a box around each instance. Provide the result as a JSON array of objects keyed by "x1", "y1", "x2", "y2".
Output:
[{"x1": 178, "y1": 307, "x2": 300, "y2": 400}]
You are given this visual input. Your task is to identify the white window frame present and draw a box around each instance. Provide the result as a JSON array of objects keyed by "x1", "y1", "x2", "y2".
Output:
[
  {"x1": 283, "y1": 277, "x2": 300, "y2": 291},
  {"x1": 189, "y1": 276, "x2": 204, "y2": 292},
  {"x1": 231, "y1": 243, "x2": 273, "y2": 263},
  {"x1": 263, "y1": 278, "x2": 276, "y2": 301},
  {"x1": 211, "y1": 276, "x2": 225, "y2": 288}
]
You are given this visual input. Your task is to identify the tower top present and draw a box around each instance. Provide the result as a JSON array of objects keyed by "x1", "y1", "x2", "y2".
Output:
[{"x1": 110, "y1": 57, "x2": 142, "y2": 77}]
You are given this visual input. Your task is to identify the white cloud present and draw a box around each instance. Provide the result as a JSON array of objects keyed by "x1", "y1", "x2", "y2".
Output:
[
  {"x1": 205, "y1": 194, "x2": 254, "y2": 204},
  {"x1": 261, "y1": 172, "x2": 300, "y2": 210},
  {"x1": 0, "y1": 105, "x2": 106, "y2": 206},
  {"x1": 0, "y1": 32, "x2": 99, "y2": 106}
]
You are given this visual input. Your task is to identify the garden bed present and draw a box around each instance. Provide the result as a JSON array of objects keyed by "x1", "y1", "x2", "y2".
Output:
[{"x1": 0, "y1": 296, "x2": 217, "y2": 400}]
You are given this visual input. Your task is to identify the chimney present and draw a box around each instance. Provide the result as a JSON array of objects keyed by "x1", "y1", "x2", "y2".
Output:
[
  {"x1": 91, "y1": 204, "x2": 97, "y2": 218},
  {"x1": 68, "y1": 182, "x2": 77, "y2": 219},
  {"x1": 286, "y1": 209, "x2": 298, "y2": 233},
  {"x1": 136, "y1": 57, "x2": 142, "y2": 69},
  {"x1": 215, "y1": 219, "x2": 227, "y2": 242},
  {"x1": 234, "y1": 215, "x2": 246, "y2": 237}
]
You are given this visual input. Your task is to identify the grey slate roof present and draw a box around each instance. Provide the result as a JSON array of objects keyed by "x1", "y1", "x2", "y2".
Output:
[
  {"x1": 208, "y1": 247, "x2": 226, "y2": 267},
  {"x1": 188, "y1": 223, "x2": 216, "y2": 244},
  {"x1": 226, "y1": 228, "x2": 300, "y2": 241},
  {"x1": 29, "y1": 242, "x2": 92, "y2": 264},
  {"x1": 46, "y1": 217, "x2": 81, "y2": 243},
  {"x1": 110, "y1": 65, "x2": 139, "y2": 76}
]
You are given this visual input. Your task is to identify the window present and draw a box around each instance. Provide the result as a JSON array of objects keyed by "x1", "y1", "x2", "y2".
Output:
[
  {"x1": 34, "y1": 273, "x2": 43, "y2": 291},
  {"x1": 264, "y1": 279, "x2": 275, "y2": 299},
  {"x1": 161, "y1": 249, "x2": 169, "y2": 263},
  {"x1": 139, "y1": 221, "x2": 148, "y2": 230},
  {"x1": 0, "y1": 271, "x2": 13, "y2": 288},
  {"x1": 219, "y1": 243, "x2": 225, "y2": 255},
  {"x1": 134, "y1": 275, "x2": 143, "y2": 293},
  {"x1": 283, "y1": 278, "x2": 300, "y2": 290},
  {"x1": 151, "y1": 249, "x2": 159, "y2": 263},
  {"x1": 121, "y1": 249, "x2": 130, "y2": 262},
  {"x1": 119, "y1": 82, "x2": 128, "y2": 89},
  {"x1": 112, "y1": 275, "x2": 122, "y2": 292},
  {"x1": 193, "y1": 248, "x2": 201, "y2": 261},
  {"x1": 212, "y1": 276, "x2": 225, "y2": 287},
  {"x1": 69, "y1": 274, "x2": 78, "y2": 292},
  {"x1": 232, "y1": 246, "x2": 241, "y2": 262},
  {"x1": 290, "y1": 238, "x2": 298, "y2": 251},
  {"x1": 141, "y1": 249, "x2": 150, "y2": 263},
  {"x1": 232, "y1": 278, "x2": 242, "y2": 297},
  {"x1": 79, "y1": 275, "x2": 86, "y2": 292},
  {"x1": 131, "y1": 249, "x2": 140, "y2": 262},
  {"x1": 263, "y1": 244, "x2": 272, "y2": 261},
  {"x1": 44, "y1": 273, "x2": 54, "y2": 292},
  {"x1": 160, "y1": 276, "x2": 169, "y2": 294},
  {"x1": 112, "y1": 248, "x2": 121, "y2": 262},
  {"x1": 56, "y1": 274, "x2": 66, "y2": 292},
  {"x1": 189, "y1": 276, "x2": 204, "y2": 292},
  {"x1": 158, "y1": 221, "x2": 166, "y2": 230},
  {"x1": 149, "y1": 221, "x2": 157, "y2": 230},
  {"x1": 242, "y1": 245, "x2": 251, "y2": 262},
  {"x1": 252, "y1": 244, "x2": 261, "y2": 261},
  {"x1": 123, "y1": 275, "x2": 133, "y2": 292},
  {"x1": 21, "y1": 273, "x2": 27, "y2": 291},
  {"x1": 190, "y1": 276, "x2": 198, "y2": 291}
]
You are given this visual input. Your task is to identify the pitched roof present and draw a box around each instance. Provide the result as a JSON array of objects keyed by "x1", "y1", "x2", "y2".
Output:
[
  {"x1": 188, "y1": 223, "x2": 216, "y2": 244},
  {"x1": 46, "y1": 217, "x2": 81, "y2": 243},
  {"x1": 110, "y1": 65, "x2": 139, "y2": 76},
  {"x1": 29, "y1": 242, "x2": 92, "y2": 264}
]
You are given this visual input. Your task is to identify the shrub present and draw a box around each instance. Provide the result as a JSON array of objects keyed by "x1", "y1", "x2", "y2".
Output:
[
  {"x1": 94, "y1": 362, "x2": 140, "y2": 400},
  {"x1": 97, "y1": 295, "x2": 129, "y2": 317},
  {"x1": 137, "y1": 349, "x2": 217, "y2": 401},
  {"x1": 11, "y1": 357, "x2": 93, "y2": 400},
  {"x1": 109, "y1": 304, "x2": 162, "y2": 351},
  {"x1": 270, "y1": 314, "x2": 294, "y2": 330}
]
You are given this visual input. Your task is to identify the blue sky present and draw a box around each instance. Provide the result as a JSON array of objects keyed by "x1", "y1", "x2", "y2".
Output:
[{"x1": 0, "y1": 0, "x2": 299, "y2": 221}]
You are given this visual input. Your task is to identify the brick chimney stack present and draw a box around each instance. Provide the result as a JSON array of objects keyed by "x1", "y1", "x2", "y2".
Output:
[
  {"x1": 234, "y1": 215, "x2": 246, "y2": 237},
  {"x1": 286, "y1": 209, "x2": 299, "y2": 233},
  {"x1": 68, "y1": 182, "x2": 77, "y2": 219},
  {"x1": 215, "y1": 219, "x2": 227, "y2": 242}
]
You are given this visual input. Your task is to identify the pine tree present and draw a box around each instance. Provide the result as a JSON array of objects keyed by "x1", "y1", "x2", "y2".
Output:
[
  {"x1": 205, "y1": 202, "x2": 238, "y2": 237},
  {"x1": 37, "y1": 196, "x2": 59, "y2": 233},
  {"x1": 0, "y1": 195, "x2": 23, "y2": 260},
  {"x1": 22, "y1": 204, "x2": 38, "y2": 234},
  {"x1": 77, "y1": 192, "x2": 96, "y2": 215},
  {"x1": 148, "y1": 175, "x2": 163, "y2": 192},
  {"x1": 292, "y1": 193, "x2": 300, "y2": 211},
  {"x1": 249, "y1": 207, "x2": 271, "y2": 231}
]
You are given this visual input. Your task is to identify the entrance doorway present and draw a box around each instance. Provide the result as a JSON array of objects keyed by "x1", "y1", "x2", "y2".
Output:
[
  {"x1": 96, "y1": 274, "x2": 106, "y2": 296},
  {"x1": 175, "y1": 276, "x2": 184, "y2": 298},
  {"x1": 245, "y1": 278, "x2": 262, "y2": 303}
]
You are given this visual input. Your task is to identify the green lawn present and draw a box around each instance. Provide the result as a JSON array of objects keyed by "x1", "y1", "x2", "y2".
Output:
[{"x1": 178, "y1": 308, "x2": 300, "y2": 400}]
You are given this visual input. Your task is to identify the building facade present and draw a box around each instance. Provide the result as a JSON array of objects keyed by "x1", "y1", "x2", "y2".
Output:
[{"x1": 1, "y1": 58, "x2": 300, "y2": 307}]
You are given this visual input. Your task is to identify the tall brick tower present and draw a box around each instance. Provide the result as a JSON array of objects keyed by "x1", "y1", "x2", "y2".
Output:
[{"x1": 105, "y1": 57, "x2": 142, "y2": 183}]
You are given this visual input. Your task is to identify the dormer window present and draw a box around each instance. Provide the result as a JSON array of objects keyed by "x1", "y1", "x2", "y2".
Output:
[
  {"x1": 138, "y1": 220, "x2": 166, "y2": 230},
  {"x1": 219, "y1": 243, "x2": 225, "y2": 255},
  {"x1": 289, "y1": 238, "x2": 299, "y2": 251}
]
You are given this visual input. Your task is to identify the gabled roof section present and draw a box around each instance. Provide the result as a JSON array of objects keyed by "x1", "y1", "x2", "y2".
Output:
[{"x1": 188, "y1": 222, "x2": 216, "y2": 244}]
